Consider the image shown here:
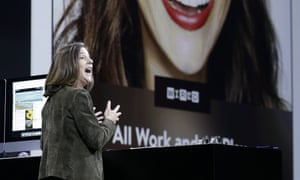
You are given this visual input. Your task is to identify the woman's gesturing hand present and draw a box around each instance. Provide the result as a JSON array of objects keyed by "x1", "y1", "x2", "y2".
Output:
[
  {"x1": 104, "y1": 100, "x2": 122, "y2": 124},
  {"x1": 94, "y1": 107, "x2": 104, "y2": 123}
]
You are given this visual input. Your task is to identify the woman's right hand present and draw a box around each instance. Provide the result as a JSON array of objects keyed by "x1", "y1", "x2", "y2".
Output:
[{"x1": 104, "y1": 100, "x2": 122, "y2": 124}]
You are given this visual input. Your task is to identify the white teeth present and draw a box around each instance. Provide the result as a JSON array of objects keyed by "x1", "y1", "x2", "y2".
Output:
[{"x1": 176, "y1": 0, "x2": 209, "y2": 8}]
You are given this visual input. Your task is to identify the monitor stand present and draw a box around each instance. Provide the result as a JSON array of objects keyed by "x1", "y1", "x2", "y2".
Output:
[{"x1": 2, "y1": 140, "x2": 41, "y2": 158}]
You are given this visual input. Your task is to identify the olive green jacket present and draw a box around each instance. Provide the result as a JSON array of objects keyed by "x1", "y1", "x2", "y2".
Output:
[{"x1": 38, "y1": 86, "x2": 116, "y2": 180}]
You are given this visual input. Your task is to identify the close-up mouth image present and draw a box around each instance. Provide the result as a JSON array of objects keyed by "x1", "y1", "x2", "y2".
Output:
[{"x1": 162, "y1": 0, "x2": 214, "y2": 30}]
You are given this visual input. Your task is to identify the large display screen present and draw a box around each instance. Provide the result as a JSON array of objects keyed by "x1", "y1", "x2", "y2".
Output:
[{"x1": 52, "y1": 1, "x2": 292, "y2": 180}]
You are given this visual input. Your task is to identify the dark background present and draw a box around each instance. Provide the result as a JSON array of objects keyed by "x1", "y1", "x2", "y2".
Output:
[
  {"x1": 0, "y1": 1, "x2": 31, "y2": 79},
  {"x1": 0, "y1": 1, "x2": 31, "y2": 144}
]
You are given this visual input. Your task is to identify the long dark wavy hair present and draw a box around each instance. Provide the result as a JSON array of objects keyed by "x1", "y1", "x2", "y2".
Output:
[
  {"x1": 54, "y1": 0, "x2": 288, "y2": 110},
  {"x1": 45, "y1": 42, "x2": 94, "y2": 97}
]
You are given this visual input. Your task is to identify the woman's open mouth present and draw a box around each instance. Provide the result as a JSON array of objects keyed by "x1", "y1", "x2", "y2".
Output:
[
  {"x1": 162, "y1": 0, "x2": 214, "y2": 31},
  {"x1": 85, "y1": 67, "x2": 93, "y2": 74}
]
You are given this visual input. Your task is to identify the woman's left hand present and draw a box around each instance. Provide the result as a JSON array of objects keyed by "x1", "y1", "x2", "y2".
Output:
[{"x1": 94, "y1": 107, "x2": 104, "y2": 123}]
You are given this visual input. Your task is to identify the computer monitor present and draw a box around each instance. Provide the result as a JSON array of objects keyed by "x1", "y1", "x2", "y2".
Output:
[{"x1": 4, "y1": 75, "x2": 46, "y2": 146}]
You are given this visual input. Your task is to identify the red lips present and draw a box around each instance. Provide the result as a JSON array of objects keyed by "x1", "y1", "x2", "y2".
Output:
[{"x1": 162, "y1": 0, "x2": 214, "y2": 31}]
